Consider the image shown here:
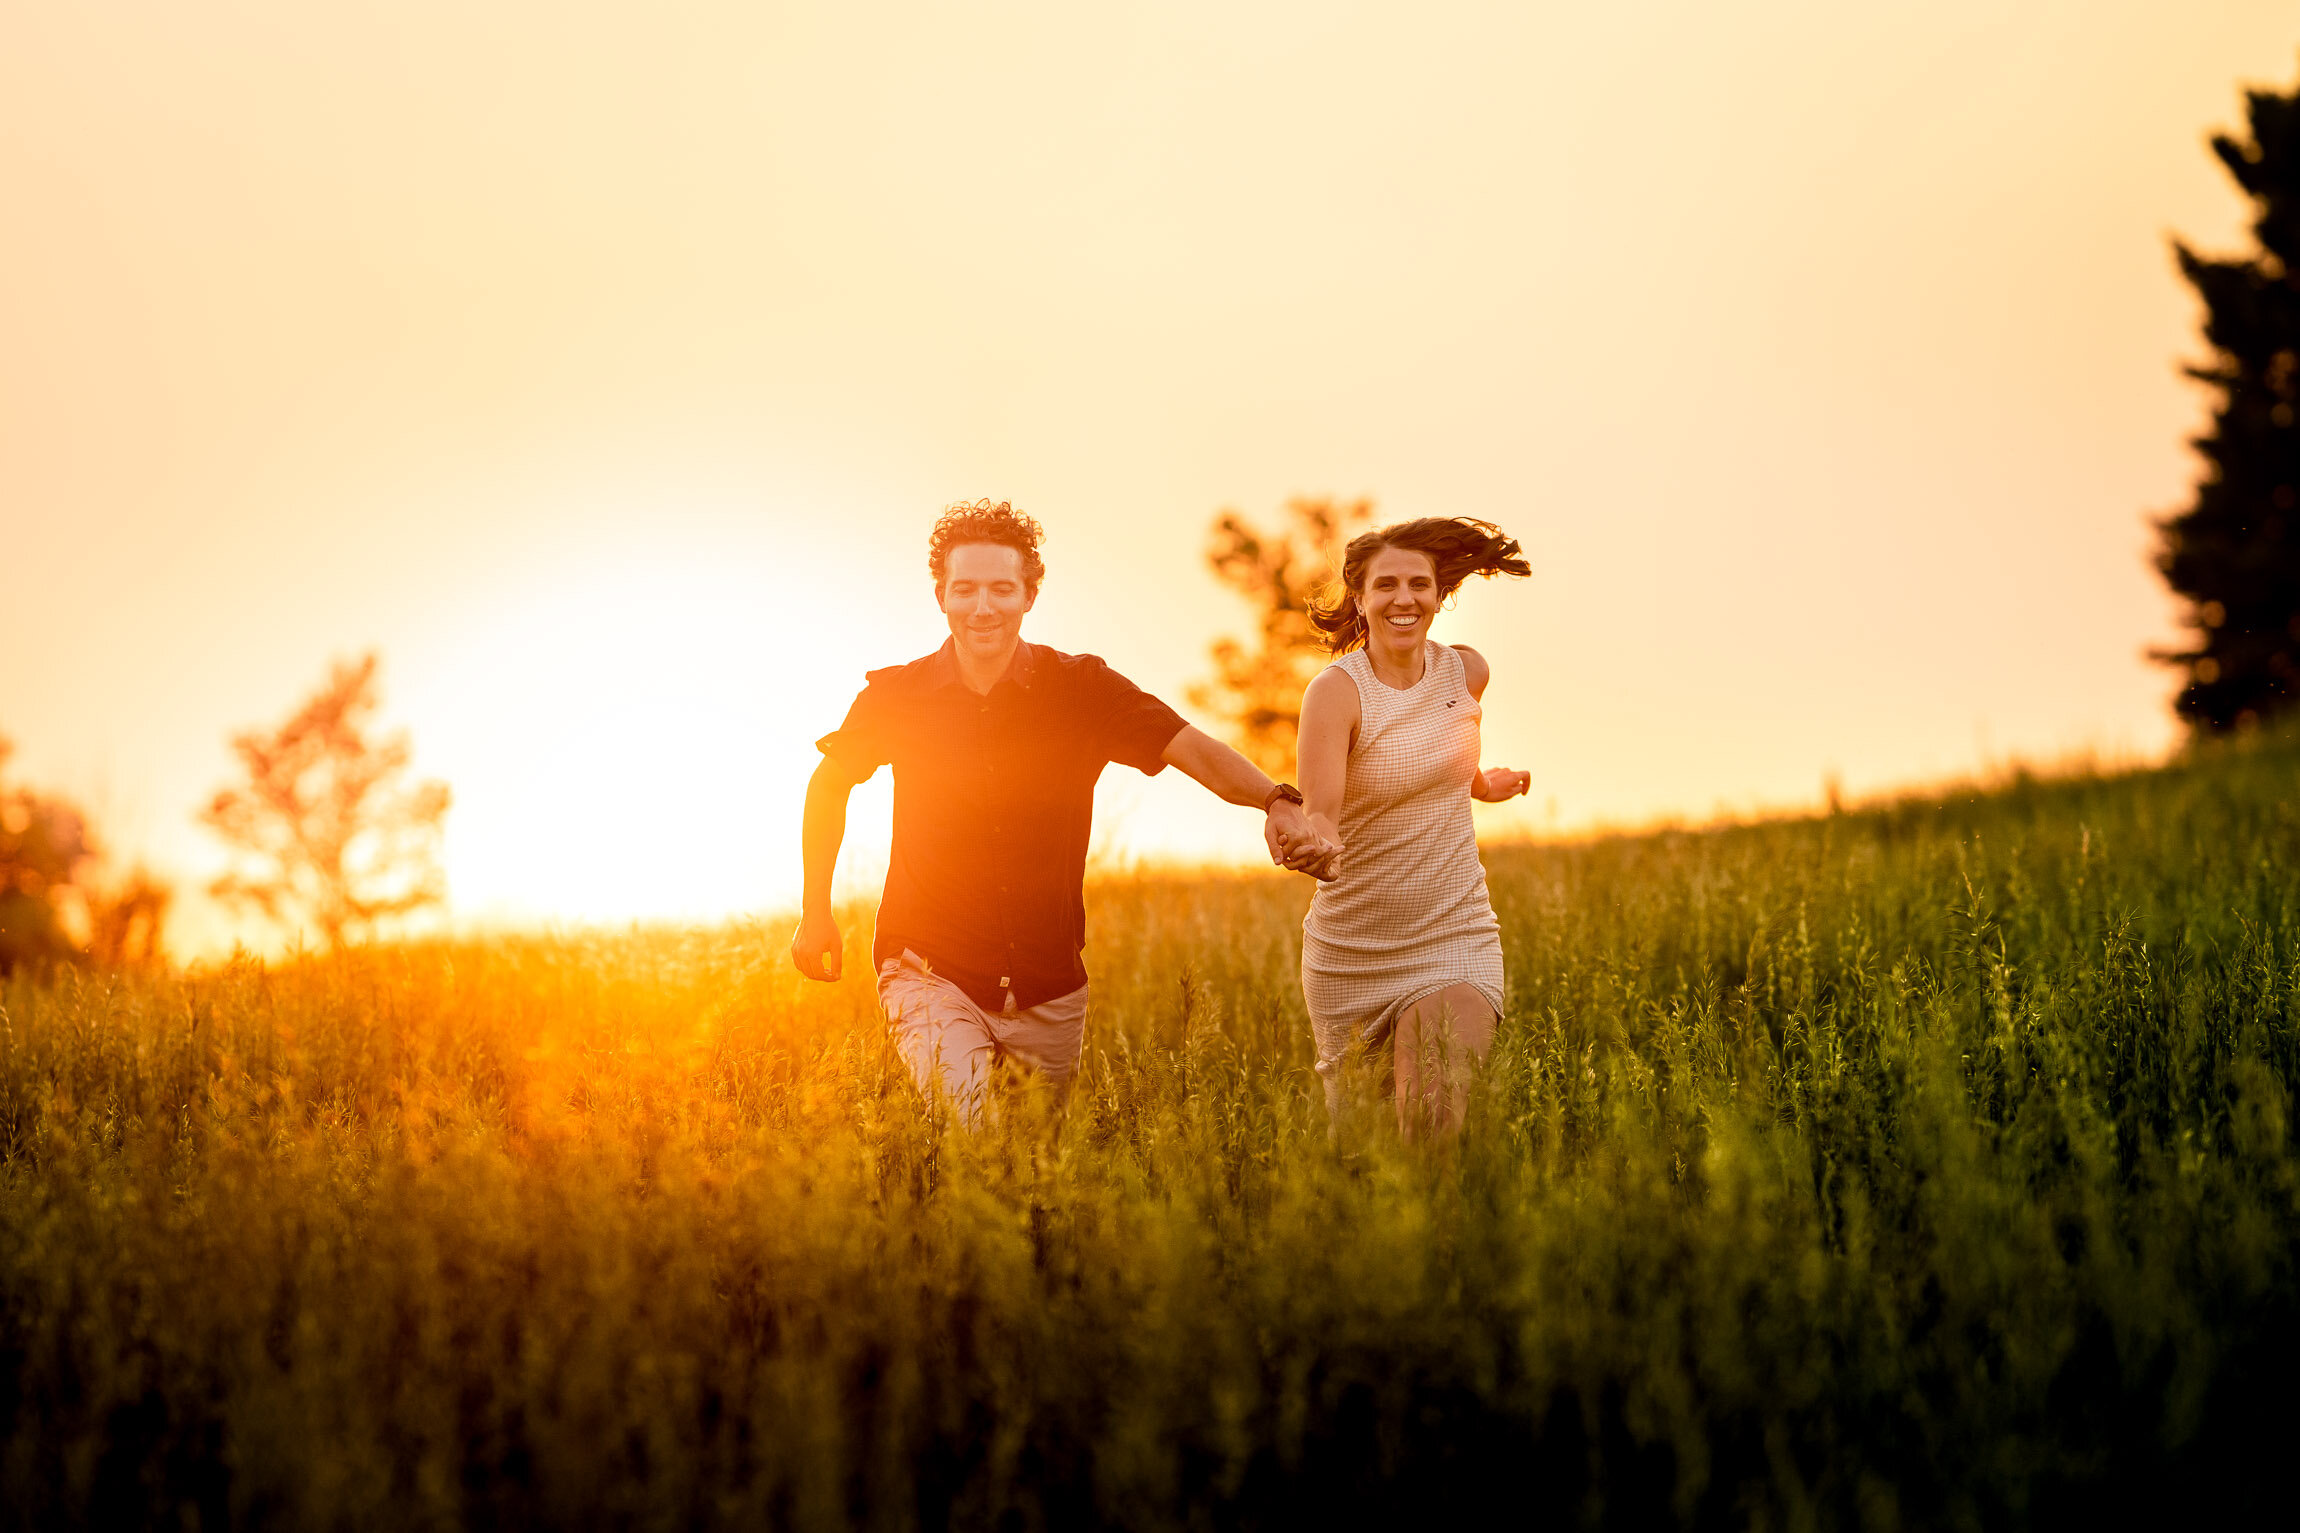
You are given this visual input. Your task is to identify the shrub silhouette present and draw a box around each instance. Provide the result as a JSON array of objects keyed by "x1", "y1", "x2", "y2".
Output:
[
  {"x1": 0, "y1": 736, "x2": 167, "y2": 971},
  {"x1": 0, "y1": 735, "x2": 93, "y2": 973},
  {"x1": 80, "y1": 867, "x2": 171, "y2": 968}
]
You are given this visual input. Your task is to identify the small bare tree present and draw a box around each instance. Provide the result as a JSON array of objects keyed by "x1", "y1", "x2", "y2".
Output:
[
  {"x1": 203, "y1": 653, "x2": 450, "y2": 948},
  {"x1": 1188, "y1": 496, "x2": 1374, "y2": 779}
]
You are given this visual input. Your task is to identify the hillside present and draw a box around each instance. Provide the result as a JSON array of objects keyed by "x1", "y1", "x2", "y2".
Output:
[{"x1": 4, "y1": 735, "x2": 2298, "y2": 1527}]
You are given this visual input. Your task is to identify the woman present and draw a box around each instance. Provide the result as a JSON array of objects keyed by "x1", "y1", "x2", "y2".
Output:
[{"x1": 1292, "y1": 518, "x2": 1531, "y2": 1135}]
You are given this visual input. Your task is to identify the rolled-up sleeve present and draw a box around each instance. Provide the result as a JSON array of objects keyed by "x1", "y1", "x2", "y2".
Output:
[
  {"x1": 1081, "y1": 659, "x2": 1188, "y2": 774},
  {"x1": 816, "y1": 679, "x2": 900, "y2": 782}
]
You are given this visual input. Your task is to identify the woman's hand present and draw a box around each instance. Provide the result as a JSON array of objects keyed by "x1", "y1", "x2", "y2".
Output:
[{"x1": 1473, "y1": 767, "x2": 1531, "y2": 802}]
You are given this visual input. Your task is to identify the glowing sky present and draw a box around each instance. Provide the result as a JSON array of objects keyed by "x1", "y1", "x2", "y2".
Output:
[{"x1": 4, "y1": 3, "x2": 2296, "y2": 953}]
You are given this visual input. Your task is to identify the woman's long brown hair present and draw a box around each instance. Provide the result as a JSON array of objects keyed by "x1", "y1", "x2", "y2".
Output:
[{"x1": 1307, "y1": 517, "x2": 1530, "y2": 654}]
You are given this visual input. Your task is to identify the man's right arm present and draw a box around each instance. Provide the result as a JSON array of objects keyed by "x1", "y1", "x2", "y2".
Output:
[{"x1": 791, "y1": 756, "x2": 862, "y2": 981}]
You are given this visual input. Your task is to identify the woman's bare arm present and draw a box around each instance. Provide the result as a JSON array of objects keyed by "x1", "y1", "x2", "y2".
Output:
[
  {"x1": 1296, "y1": 667, "x2": 1360, "y2": 872},
  {"x1": 1451, "y1": 646, "x2": 1531, "y2": 801},
  {"x1": 1455, "y1": 644, "x2": 1491, "y2": 700}
]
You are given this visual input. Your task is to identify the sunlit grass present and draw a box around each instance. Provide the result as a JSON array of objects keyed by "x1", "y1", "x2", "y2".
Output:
[{"x1": 5, "y1": 735, "x2": 2300, "y2": 1527}]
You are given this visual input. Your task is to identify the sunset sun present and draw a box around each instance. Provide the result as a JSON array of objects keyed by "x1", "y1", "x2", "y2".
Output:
[{"x1": 404, "y1": 543, "x2": 904, "y2": 927}]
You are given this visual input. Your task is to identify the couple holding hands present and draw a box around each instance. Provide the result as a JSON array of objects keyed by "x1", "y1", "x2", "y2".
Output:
[{"x1": 791, "y1": 499, "x2": 1530, "y2": 1135}]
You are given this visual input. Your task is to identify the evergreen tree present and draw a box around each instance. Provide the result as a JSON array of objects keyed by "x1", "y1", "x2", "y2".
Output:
[{"x1": 2158, "y1": 68, "x2": 2300, "y2": 730}]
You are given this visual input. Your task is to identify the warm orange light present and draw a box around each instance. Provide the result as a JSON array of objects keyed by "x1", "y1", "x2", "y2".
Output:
[
  {"x1": 10, "y1": 0, "x2": 2286, "y2": 953},
  {"x1": 403, "y1": 544, "x2": 910, "y2": 929}
]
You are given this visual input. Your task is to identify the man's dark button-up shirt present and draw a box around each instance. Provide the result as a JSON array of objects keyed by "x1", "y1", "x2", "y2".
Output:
[{"x1": 816, "y1": 639, "x2": 1188, "y2": 1011}]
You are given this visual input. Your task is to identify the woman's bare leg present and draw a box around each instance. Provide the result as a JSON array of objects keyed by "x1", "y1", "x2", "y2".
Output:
[{"x1": 1393, "y1": 983, "x2": 1497, "y2": 1139}]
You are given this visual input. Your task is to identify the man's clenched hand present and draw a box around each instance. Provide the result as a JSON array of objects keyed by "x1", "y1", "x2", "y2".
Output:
[{"x1": 790, "y1": 907, "x2": 844, "y2": 982}]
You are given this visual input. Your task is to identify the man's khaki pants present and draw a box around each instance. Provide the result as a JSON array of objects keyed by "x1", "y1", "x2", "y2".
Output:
[{"x1": 877, "y1": 949, "x2": 1089, "y2": 1122}]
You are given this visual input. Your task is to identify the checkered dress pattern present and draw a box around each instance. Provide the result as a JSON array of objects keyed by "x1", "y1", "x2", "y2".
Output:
[{"x1": 1301, "y1": 641, "x2": 1505, "y2": 1102}]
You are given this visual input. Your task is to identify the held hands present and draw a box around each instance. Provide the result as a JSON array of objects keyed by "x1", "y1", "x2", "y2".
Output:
[
  {"x1": 790, "y1": 907, "x2": 844, "y2": 982},
  {"x1": 1473, "y1": 766, "x2": 1533, "y2": 803},
  {"x1": 1265, "y1": 800, "x2": 1342, "y2": 882}
]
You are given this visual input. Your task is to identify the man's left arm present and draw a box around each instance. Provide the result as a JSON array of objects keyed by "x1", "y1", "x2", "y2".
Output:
[{"x1": 1160, "y1": 726, "x2": 1337, "y2": 878}]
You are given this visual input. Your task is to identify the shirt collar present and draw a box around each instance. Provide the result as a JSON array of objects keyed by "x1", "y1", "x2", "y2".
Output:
[{"x1": 926, "y1": 637, "x2": 1036, "y2": 692}]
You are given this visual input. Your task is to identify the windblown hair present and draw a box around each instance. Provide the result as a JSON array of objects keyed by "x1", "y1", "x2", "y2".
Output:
[
  {"x1": 1307, "y1": 517, "x2": 1530, "y2": 653},
  {"x1": 928, "y1": 499, "x2": 1047, "y2": 595}
]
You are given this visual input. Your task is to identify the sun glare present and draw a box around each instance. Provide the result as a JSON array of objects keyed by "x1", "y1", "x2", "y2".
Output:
[{"x1": 403, "y1": 548, "x2": 907, "y2": 929}]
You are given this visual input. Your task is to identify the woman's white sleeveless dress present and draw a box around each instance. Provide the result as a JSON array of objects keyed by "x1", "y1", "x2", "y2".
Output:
[{"x1": 1301, "y1": 641, "x2": 1505, "y2": 1110}]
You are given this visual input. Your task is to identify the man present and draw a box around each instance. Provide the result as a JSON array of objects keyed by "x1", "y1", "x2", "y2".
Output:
[{"x1": 791, "y1": 498, "x2": 1335, "y2": 1118}]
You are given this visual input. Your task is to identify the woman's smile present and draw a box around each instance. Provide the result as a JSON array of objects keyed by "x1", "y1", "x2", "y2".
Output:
[{"x1": 1361, "y1": 546, "x2": 1440, "y2": 659}]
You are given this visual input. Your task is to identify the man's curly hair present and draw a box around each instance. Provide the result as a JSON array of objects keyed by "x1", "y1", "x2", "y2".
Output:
[{"x1": 928, "y1": 499, "x2": 1046, "y2": 595}]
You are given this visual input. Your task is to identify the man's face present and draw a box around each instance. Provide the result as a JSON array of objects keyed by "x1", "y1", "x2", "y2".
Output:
[{"x1": 939, "y1": 542, "x2": 1036, "y2": 664}]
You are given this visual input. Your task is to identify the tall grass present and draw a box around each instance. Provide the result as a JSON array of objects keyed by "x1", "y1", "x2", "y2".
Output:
[{"x1": 5, "y1": 736, "x2": 2300, "y2": 1528}]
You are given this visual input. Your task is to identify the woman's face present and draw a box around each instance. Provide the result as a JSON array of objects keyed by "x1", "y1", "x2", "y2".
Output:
[{"x1": 1358, "y1": 545, "x2": 1439, "y2": 657}]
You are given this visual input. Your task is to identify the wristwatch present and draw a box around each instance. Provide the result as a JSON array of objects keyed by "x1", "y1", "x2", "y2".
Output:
[{"x1": 1262, "y1": 782, "x2": 1304, "y2": 812}]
